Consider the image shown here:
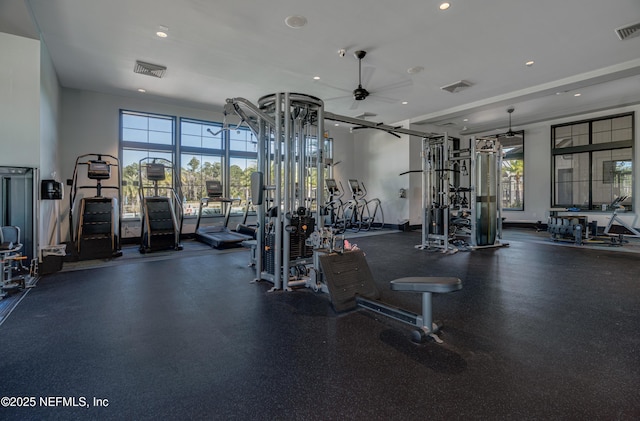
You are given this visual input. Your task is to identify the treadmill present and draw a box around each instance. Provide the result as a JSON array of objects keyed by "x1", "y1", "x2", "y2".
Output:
[{"x1": 195, "y1": 180, "x2": 252, "y2": 248}]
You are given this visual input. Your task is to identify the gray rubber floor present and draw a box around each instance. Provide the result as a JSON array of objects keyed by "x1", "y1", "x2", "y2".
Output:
[{"x1": 1, "y1": 230, "x2": 639, "y2": 420}]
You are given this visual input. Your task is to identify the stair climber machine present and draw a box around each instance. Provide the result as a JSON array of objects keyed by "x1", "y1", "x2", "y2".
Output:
[
  {"x1": 67, "y1": 154, "x2": 123, "y2": 260},
  {"x1": 138, "y1": 157, "x2": 184, "y2": 253},
  {"x1": 195, "y1": 180, "x2": 252, "y2": 248}
]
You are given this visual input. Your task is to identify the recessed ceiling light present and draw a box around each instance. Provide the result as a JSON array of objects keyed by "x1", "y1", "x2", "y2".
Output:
[
  {"x1": 313, "y1": 76, "x2": 320, "y2": 80},
  {"x1": 407, "y1": 66, "x2": 424, "y2": 74},
  {"x1": 156, "y1": 25, "x2": 169, "y2": 38},
  {"x1": 401, "y1": 101, "x2": 408, "y2": 105},
  {"x1": 463, "y1": 118, "x2": 468, "y2": 122},
  {"x1": 285, "y1": 15, "x2": 307, "y2": 29},
  {"x1": 334, "y1": 123, "x2": 340, "y2": 126},
  {"x1": 439, "y1": 2, "x2": 451, "y2": 10},
  {"x1": 574, "y1": 93, "x2": 582, "y2": 97},
  {"x1": 525, "y1": 60, "x2": 535, "y2": 67},
  {"x1": 137, "y1": 88, "x2": 146, "y2": 93}
]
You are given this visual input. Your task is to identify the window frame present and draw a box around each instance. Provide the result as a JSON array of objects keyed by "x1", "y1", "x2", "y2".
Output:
[
  {"x1": 120, "y1": 110, "x2": 176, "y2": 219},
  {"x1": 500, "y1": 131, "x2": 525, "y2": 211},
  {"x1": 551, "y1": 112, "x2": 634, "y2": 211}
]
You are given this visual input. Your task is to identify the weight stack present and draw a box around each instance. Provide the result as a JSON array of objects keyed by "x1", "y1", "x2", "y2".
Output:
[
  {"x1": 264, "y1": 233, "x2": 276, "y2": 275},
  {"x1": 290, "y1": 215, "x2": 315, "y2": 259}
]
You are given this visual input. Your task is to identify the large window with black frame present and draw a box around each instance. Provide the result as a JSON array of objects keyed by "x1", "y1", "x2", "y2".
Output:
[
  {"x1": 179, "y1": 119, "x2": 258, "y2": 218},
  {"x1": 551, "y1": 113, "x2": 634, "y2": 211},
  {"x1": 500, "y1": 131, "x2": 525, "y2": 211},
  {"x1": 179, "y1": 118, "x2": 225, "y2": 218},
  {"x1": 120, "y1": 110, "x2": 175, "y2": 219},
  {"x1": 228, "y1": 126, "x2": 258, "y2": 215}
]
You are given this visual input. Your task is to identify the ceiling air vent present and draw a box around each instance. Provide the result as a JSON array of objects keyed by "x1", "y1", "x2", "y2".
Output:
[
  {"x1": 134, "y1": 60, "x2": 167, "y2": 78},
  {"x1": 434, "y1": 121, "x2": 456, "y2": 127},
  {"x1": 615, "y1": 22, "x2": 640, "y2": 40},
  {"x1": 440, "y1": 80, "x2": 473, "y2": 93}
]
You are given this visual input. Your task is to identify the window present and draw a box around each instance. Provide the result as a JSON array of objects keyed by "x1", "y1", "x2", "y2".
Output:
[
  {"x1": 179, "y1": 119, "x2": 224, "y2": 217},
  {"x1": 120, "y1": 112, "x2": 259, "y2": 222},
  {"x1": 179, "y1": 119, "x2": 258, "y2": 216},
  {"x1": 181, "y1": 154, "x2": 223, "y2": 216},
  {"x1": 552, "y1": 113, "x2": 634, "y2": 210},
  {"x1": 230, "y1": 157, "x2": 257, "y2": 202},
  {"x1": 228, "y1": 126, "x2": 258, "y2": 214},
  {"x1": 120, "y1": 111, "x2": 175, "y2": 218},
  {"x1": 500, "y1": 132, "x2": 524, "y2": 211}
]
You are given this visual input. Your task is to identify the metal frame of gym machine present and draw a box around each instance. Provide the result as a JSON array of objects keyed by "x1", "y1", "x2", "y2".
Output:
[
  {"x1": 224, "y1": 93, "x2": 443, "y2": 292},
  {"x1": 224, "y1": 93, "x2": 325, "y2": 291},
  {"x1": 417, "y1": 135, "x2": 507, "y2": 253}
]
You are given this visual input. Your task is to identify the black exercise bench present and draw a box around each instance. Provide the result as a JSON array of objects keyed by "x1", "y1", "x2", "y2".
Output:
[{"x1": 319, "y1": 250, "x2": 462, "y2": 343}]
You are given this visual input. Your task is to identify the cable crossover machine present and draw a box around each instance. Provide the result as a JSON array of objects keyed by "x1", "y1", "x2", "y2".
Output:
[
  {"x1": 222, "y1": 93, "x2": 463, "y2": 342},
  {"x1": 402, "y1": 134, "x2": 508, "y2": 253}
]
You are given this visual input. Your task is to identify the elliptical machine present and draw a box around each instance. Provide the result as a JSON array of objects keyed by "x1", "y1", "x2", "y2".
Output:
[
  {"x1": 339, "y1": 179, "x2": 384, "y2": 232},
  {"x1": 323, "y1": 179, "x2": 345, "y2": 231}
]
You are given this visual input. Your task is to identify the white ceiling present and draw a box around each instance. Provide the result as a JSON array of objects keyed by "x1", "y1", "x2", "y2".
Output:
[{"x1": 3, "y1": 0, "x2": 640, "y2": 134}]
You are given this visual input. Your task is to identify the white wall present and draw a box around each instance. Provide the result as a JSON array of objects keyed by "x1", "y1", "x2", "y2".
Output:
[
  {"x1": 351, "y1": 120, "x2": 412, "y2": 226},
  {"x1": 0, "y1": 32, "x2": 40, "y2": 167},
  {"x1": 39, "y1": 41, "x2": 62, "y2": 246},
  {"x1": 326, "y1": 125, "x2": 353, "y2": 188}
]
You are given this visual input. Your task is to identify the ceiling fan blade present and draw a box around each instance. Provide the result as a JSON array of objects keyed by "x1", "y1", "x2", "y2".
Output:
[
  {"x1": 374, "y1": 78, "x2": 413, "y2": 93},
  {"x1": 361, "y1": 66, "x2": 375, "y2": 87},
  {"x1": 349, "y1": 100, "x2": 360, "y2": 110},
  {"x1": 324, "y1": 94, "x2": 352, "y2": 102},
  {"x1": 369, "y1": 94, "x2": 398, "y2": 104},
  {"x1": 314, "y1": 80, "x2": 352, "y2": 94}
]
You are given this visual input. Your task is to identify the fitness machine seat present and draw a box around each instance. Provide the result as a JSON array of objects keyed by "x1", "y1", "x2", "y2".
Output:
[
  {"x1": 390, "y1": 276, "x2": 462, "y2": 343},
  {"x1": 319, "y1": 250, "x2": 463, "y2": 343},
  {"x1": 390, "y1": 277, "x2": 462, "y2": 294}
]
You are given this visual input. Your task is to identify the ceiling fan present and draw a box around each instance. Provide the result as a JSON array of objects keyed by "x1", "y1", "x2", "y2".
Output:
[
  {"x1": 323, "y1": 50, "x2": 412, "y2": 110},
  {"x1": 353, "y1": 50, "x2": 371, "y2": 101},
  {"x1": 499, "y1": 107, "x2": 518, "y2": 138}
]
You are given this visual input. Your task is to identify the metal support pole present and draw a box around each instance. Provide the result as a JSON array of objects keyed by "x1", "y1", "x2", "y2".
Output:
[
  {"x1": 273, "y1": 93, "x2": 283, "y2": 290},
  {"x1": 317, "y1": 106, "x2": 325, "y2": 229},
  {"x1": 255, "y1": 119, "x2": 265, "y2": 277},
  {"x1": 283, "y1": 93, "x2": 291, "y2": 291},
  {"x1": 470, "y1": 137, "x2": 477, "y2": 247},
  {"x1": 422, "y1": 292, "x2": 433, "y2": 333}
]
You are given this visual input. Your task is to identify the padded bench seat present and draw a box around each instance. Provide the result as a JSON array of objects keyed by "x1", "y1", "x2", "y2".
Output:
[
  {"x1": 390, "y1": 276, "x2": 463, "y2": 342},
  {"x1": 390, "y1": 277, "x2": 462, "y2": 294}
]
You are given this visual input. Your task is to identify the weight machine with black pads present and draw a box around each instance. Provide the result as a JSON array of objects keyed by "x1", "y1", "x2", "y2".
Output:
[
  {"x1": 408, "y1": 135, "x2": 508, "y2": 253},
  {"x1": 223, "y1": 93, "x2": 464, "y2": 343}
]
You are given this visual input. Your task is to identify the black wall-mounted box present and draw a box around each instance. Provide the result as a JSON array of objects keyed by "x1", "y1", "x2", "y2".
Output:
[{"x1": 41, "y1": 179, "x2": 63, "y2": 200}]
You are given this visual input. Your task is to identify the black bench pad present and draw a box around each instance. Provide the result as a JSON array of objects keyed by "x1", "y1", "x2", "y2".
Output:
[{"x1": 390, "y1": 277, "x2": 462, "y2": 294}]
